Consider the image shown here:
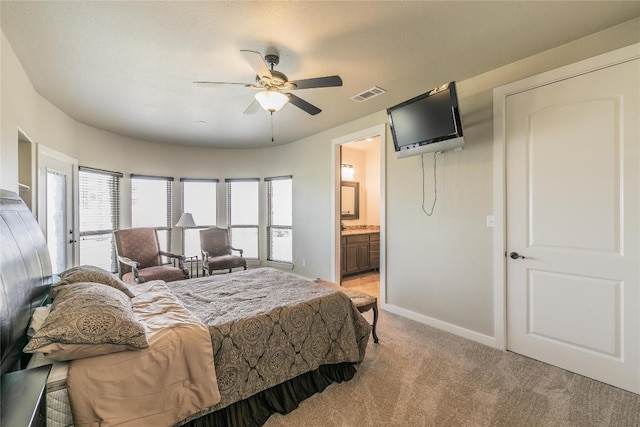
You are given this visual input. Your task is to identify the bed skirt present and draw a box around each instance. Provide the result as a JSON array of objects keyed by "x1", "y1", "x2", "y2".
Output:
[{"x1": 180, "y1": 362, "x2": 357, "y2": 427}]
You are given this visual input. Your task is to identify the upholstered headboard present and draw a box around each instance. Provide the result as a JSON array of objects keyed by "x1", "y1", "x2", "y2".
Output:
[{"x1": 0, "y1": 189, "x2": 52, "y2": 375}]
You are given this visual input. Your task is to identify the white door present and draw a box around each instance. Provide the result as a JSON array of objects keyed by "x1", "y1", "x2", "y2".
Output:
[
  {"x1": 38, "y1": 145, "x2": 77, "y2": 274},
  {"x1": 506, "y1": 58, "x2": 639, "y2": 393}
]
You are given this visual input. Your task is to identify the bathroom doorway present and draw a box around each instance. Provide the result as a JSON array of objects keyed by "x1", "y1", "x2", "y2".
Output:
[{"x1": 332, "y1": 124, "x2": 386, "y2": 303}]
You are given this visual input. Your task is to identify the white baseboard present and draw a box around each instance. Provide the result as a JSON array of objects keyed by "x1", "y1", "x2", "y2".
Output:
[{"x1": 380, "y1": 302, "x2": 497, "y2": 348}]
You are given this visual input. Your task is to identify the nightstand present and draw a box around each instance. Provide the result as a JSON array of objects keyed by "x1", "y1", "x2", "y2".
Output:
[
  {"x1": 1, "y1": 364, "x2": 51, "y2": 427},
  {"x1": 185, "y1": 255, "x2": 199, "y2": 278}
]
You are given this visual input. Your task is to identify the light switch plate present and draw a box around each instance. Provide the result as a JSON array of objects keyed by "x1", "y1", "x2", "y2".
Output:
[{"x1": 486, "y1": 215, "x2": 495, "y2": 227}]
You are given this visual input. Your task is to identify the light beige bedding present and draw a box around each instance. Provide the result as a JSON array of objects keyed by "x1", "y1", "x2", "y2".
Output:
[{"x1": 66, "y1": 280, "x2": 220, "y2": 427}]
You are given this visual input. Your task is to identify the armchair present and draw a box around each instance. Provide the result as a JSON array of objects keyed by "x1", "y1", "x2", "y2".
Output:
[
  {"x1": 114, "y1": 227, "x2": 189, "y2": 284},
  {"x1": 200, "y1": 227, "x2": 247, "y2": 275}
]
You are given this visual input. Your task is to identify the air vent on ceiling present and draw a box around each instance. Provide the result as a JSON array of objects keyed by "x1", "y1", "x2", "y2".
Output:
[{"x1": 351, "y1": 86, "x2": 386, "y2": 102}]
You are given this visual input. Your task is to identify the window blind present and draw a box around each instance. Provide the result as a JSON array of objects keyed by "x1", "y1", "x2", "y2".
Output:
[
  {"x1": 266, "y1": 176, "x2": 293, "y2": 263},
  {"x1": 78, "y1": 166, "x2": 122, "y2": 272},
  {"x1": 131, "y1": 174, "x2": 173, "y2": 252},
  {"x1": 181, "y1": 178, "x2": 218, "y2": 257},
  {"x1": 263, "y1": 175, "x2": 293, "y2": 181},
  {"x1": 180, "y1": 178, "x2": 220, "y2": 183},
  {"x1": 226, "y1": 178, "x2": 259, "y2": 259}
]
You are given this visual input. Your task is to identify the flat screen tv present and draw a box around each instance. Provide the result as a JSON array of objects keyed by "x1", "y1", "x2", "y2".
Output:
[{"x1": 387, "y1": 81, "x2": 464, "y2": 159}]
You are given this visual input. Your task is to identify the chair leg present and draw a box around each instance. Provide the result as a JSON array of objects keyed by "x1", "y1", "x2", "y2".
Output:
[{"x1": 371, "y1": 304, "x2": 379, "y2": 343}]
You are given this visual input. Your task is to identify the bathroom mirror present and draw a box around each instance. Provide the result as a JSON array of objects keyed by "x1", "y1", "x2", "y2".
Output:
[{"x1": 341, "y1": 181, "x2": 359, "y2": 220}]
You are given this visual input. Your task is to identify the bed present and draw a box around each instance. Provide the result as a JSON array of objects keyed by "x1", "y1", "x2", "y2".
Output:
[{"x1": 0, "y1": 189, "x2": 371, "y2": 427}]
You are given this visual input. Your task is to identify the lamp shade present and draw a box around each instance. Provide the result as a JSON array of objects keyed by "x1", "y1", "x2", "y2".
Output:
[
  {"x1": 255, "y1": 90, "x2": 289, "y2": 112},
  {"x1": 175, "y1": 212, "x2": 196, "y2": 228}
]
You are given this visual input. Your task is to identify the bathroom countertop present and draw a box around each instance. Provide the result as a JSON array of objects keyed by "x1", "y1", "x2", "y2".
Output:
[{"x1": 341, "y1": 226, "x2": 380, "y2": 236}]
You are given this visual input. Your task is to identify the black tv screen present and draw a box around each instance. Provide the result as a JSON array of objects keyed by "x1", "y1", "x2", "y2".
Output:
[{"x1": 387, "y1": 82, "x2": 464, "y2": 159}]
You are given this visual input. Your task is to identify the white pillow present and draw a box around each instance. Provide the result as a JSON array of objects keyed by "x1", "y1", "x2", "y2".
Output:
[
  {"x1": 26, "y1": 351, "x2": 55, "y2": 368},
  {"x1": 27, "y1": 304, "x2": 51, "y2": 338},
  {"x1": 27, "y1": 306, "x2": 55, "y2": 368}
]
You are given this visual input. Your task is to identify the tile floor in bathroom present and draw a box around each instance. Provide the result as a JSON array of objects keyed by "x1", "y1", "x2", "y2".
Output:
[{"x1": 341, "y1": 271, "x2": 379, "y2": 299}]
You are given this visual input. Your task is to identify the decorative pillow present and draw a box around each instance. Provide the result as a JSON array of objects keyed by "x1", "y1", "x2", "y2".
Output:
[
  {"x1": 24, "y1": 282, "x2": 148, "y2": 361},
  {"x1": 54, "y1": 265, "x2": 134, "y2": 298}
]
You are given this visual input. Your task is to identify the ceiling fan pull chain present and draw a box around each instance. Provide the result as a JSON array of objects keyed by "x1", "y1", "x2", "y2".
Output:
[{"x1": 271, "y1": 112, "x2": 275, "y2": 142}]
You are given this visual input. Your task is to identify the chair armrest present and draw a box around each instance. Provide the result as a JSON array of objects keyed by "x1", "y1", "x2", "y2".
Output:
[
  {"x1": 160, "y1": 251, "x2": 187, "y2": 272},
  {"x1": 229, "y1": 246, "x2": 244, "y2": 257},
  {"x1": 117, "y1": 256, "x2": 143, "y2": 283},
  {"x1": 117, "y1": 255, "x2": 139, "y2": 269},
  {"x1": 159, "y1": 250, "x2": 185, "y2": 261}
]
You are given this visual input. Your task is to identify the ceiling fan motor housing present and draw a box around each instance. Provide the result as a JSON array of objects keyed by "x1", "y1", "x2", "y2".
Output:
[
  {"x1": 256, "y1": 70, "x2": 290, "y2": 88},
  {"x1": 265, "y1": 54, "x2": 280, "y2": 67}
]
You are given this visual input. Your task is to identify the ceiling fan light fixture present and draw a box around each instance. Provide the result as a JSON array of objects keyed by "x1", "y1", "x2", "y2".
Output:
[{"x1": 255, "y1": 90, "x2": 289, "y2": 112}]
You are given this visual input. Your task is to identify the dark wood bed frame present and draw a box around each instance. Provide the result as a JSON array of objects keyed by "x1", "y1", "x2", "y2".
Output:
[{"x1": 0, "y1": 189, "x2": 53, "y2": 376}]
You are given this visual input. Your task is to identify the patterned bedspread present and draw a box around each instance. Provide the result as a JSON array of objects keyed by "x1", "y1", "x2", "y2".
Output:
[{"x1": 166, "y1": 267, "x2": 371, "y2": 416}]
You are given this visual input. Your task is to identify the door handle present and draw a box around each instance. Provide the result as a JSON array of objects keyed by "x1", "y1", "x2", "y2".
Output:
[
  {"x1": 68, "y1": 239, "x2": 77, "y2": 244},
  {"x1": 509, "y1": 251, "x2": 525, "y2": 259}
]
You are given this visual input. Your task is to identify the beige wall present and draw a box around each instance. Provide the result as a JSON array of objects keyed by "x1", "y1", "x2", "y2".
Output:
[
  {"x1": 2, "y1": 19, "x2": 639, "y2": 343},
  {"x1": 365, "y1": 141, "x2": 381, "y2": 226},
  {"x1": 382, "y1": 19, "x2": 640, "y2": 339}
]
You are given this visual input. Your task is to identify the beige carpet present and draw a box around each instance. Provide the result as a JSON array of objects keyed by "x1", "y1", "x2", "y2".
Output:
[{"x1": 264, "y1": 275, "x2": 640, "y2": 426}]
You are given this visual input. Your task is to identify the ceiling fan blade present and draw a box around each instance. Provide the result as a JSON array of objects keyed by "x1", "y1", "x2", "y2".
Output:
[
  {"x1": 288, "y1": 93, "x2": 321, "y2": 115},
  {"x1": 193, "y1": 81, "x2": 251, "y2": 86},
  {"x1": 289, "y1": 75, "x2": 343, "y2": 90},
  {"x1": 240, "y1": 50, "x2": 272, "y2": 80},
  {"x1": 243, "y1": 99, "x2": 262, "y2": 115}
]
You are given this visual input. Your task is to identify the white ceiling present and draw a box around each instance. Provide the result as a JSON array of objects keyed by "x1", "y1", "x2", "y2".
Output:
[{"x1": 2, "y1": 1, "x2": 639, "y2": 149}]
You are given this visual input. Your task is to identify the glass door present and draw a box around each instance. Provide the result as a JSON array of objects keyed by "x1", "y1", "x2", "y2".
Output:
[{"x1": 46, "y1": 169, "x2": 68, "y2": 274}]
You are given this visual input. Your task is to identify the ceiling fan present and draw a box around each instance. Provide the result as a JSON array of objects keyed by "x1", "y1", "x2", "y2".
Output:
[{"x1": 194, "y1": 50, "x2": 343, "y2": 115}]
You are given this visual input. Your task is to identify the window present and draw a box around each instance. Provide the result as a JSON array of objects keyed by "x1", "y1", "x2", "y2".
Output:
[
  {"x1": 131, "y1": 174, "x2": 173, "y2": 252},
  {"x1": 266, "y1": 176, "x2": 292, "y2": 263},
  {"x1": 78, "y1": 167, "x2": 122, "y2": 272},
  {"x1": 226, "y1": 178, "x2": 259, "y2": 259},
  {"x1": 181, "y1": 178, "x2": 218, "y2": 258}
]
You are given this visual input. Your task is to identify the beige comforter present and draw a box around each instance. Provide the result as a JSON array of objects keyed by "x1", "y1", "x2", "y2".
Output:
[{"x1": 67, "y1": 280, "x2": 220, "y2": 427}]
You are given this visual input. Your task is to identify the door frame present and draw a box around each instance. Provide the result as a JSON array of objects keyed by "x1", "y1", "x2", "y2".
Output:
[
  {"x1": 331, "y1": 123, "x2": 387, "y2": 304},
  {"x1": 37, "y1": 144, "x2": 80, "y2": 269},
  {"x1": 492, "y1": 43, "x2": 640, "y2": 350}
]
